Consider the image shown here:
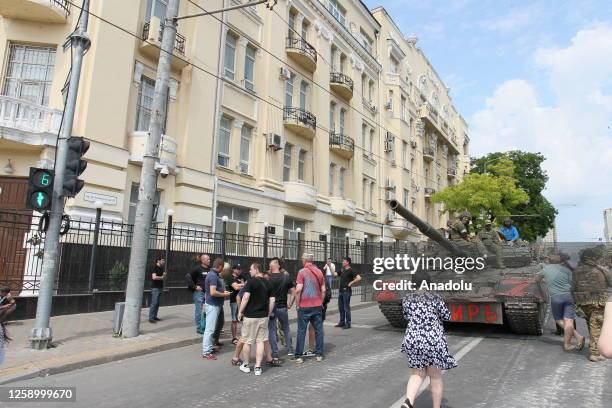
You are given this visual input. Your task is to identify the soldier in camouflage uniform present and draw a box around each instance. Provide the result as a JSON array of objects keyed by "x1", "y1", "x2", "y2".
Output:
[
  {"x1": 572, "y1": 248, "x2": 612, "y2": 362},
  {"x1": 477, "y1": 221, "x2": 505, "y2": 268},
  {"x1": 449, "y1": 211, "x2": 486, "y2": 258}
]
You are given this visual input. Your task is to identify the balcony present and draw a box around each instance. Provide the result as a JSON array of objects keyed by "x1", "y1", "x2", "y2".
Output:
[
  {"x1": 424, "y1": 187, "x2": 436, "y2": 199},
  {"x1": 284, "y1": 182, "x2": 317, "y2": 209},
  {"x1": 330, "y1": 72, "x2": 353, "y2": 100},
  {"x1": 129, "y1": 131, "x2": 177, "y2": 172},
  {"x1": 329, "y1": 132, "x2": 354, "y2": 159},
  {"x1": 330, "y1": 197, "x2": 356, "y2": 219},
  {"x1": 141, "y1": 17, "x2": 188, "y2": 70},
  {"x1": 423, "y1": 146, "x2": 435, "y2": 162},
  {"x1": 389, "y1": 218, "x2": 416, "y2": 239},
  {"x1": 0, "y1": 0, "x2": 69, "y2": 23},
  {"x1": 0, "y1": 96, "x2": 62, "y2": 144},
  {"x1": 286, "y1": 37, "x2": 317, "y2": 72},
  {"x1": 283, "y1": 107, "x2": 316, "y2": 139},
  {"x1": 447, "y1": 167, "x2": 457, "y2": 178}
]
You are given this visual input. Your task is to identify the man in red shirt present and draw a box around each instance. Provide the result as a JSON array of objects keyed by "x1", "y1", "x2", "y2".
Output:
[{"x1": 294, "y1": 253, "x2": 326, "y2": 363}]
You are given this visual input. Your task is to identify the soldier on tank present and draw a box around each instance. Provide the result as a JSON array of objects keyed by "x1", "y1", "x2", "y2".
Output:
[
  {"x1": 572, "y1": 248, "x2": 612, "y2": 362},
  {"x1": 449, "y1": 211, "x2": 486, "y2": 258},
  {"x1": 477, "y1": 221, "x2": 505, "y2": 268}
]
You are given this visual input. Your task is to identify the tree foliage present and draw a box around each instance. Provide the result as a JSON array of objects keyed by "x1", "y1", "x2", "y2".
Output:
[{"x1": 471, "y1": 151, "x2": 557, "y2": 241}]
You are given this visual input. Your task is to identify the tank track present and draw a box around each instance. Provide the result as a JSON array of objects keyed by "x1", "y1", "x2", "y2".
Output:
[
  {"x1": 378, "y1": 301, "x2": 407, "y2": 328},
  {"x1": 504, "y1": 302, "x2": 546, "y2": 335}
]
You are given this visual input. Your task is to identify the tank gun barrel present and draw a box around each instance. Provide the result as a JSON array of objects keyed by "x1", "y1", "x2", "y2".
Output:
[{"x1": 388, "y1": 200, "x2": 465, "y2": 256}]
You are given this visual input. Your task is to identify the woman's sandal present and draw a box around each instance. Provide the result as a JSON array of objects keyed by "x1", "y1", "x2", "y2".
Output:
[
  {"x1": 400, "y1": 398, "x2": 414, "y2": 408},
  {"x1": 265, "y1": 358, "x2": 283, "y2": 367},
  {"x1": 231, "y1": 338, "x2": 239, "y2": 345},
  {"x1": 577, "y1": 336, "x2": 585, "y2": 351},
  {"x1": 231, "y1": 358, "x2": 242, "y2": 366}
]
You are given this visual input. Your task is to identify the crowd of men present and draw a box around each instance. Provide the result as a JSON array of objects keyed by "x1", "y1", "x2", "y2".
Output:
[{"x1": 177, "y1": 252, "x2": 362, "y2": 375}]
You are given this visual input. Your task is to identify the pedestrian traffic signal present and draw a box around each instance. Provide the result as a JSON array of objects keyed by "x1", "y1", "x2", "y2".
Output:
[
  {"x1": 26, "y1": 167, "x2": 54, "y2": 211},
  {"x1": 63, "y1": 137, "x2": 90, "y2": 197}
]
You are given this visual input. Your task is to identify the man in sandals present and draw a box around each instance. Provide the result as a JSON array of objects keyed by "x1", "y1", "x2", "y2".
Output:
[{"x1": 537, "y1": 253, "x2": 585, "y2": 351}]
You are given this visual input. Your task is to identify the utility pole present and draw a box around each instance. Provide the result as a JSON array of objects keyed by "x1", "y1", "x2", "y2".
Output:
[
  {"x1": 29, "y1": 0, "x2": 91, "y2": 350},
  {"x1": 122, "y1": 0, "x2": 180, "y2": 338}
]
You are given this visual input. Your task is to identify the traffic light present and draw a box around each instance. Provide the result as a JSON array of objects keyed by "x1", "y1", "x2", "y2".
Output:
[
  {"x1": 26, "y1": 167, "x2": 54, "y2": 211},
  {"x1": 63, "y1": 137, "x2": 90, "y2": 197}
]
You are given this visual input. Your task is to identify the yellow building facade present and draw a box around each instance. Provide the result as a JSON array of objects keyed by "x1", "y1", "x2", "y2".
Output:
[{"x1": 0, "y1": 0, "x2": 470, "y2": 244}]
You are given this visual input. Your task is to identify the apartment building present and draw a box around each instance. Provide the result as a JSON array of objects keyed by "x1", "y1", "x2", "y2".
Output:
[
  {"x1": 372, "y1": 6, "x2": 470, "y2": 240},
  {"x1": 0, "y1": 0, "x2": 470, "y2": 246}
]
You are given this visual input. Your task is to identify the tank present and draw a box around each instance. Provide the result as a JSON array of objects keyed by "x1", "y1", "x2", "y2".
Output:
[{"x1": 374, "y1": 200, "x2": 548, "y2": 335}]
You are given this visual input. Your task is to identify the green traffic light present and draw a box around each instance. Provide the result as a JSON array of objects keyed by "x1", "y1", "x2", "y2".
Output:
[{"x1": 36, "y1": 192, "x2": 45, "y2": 207}]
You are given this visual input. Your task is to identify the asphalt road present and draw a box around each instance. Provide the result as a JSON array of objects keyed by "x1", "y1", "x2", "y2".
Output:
[{"x1": 4, "y1": 305, "x2": 611, "y2": 408}]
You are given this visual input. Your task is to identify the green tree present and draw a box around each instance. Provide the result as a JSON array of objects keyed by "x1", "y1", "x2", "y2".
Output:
[
  {"x1": 431, "y1": 166, "x2": 529, "y2": 231},
  {"x1": 471, "y1": 151, "x2": 557, "y2": 241}
]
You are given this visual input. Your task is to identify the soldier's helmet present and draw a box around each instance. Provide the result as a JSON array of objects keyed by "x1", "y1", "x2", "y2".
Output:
[
  {"x1": 579, "y1": 247, "x2": 600, "y2": 262},
  {"x1": 484, "y1": 220, "x2": 493, "y2": 225},
  {"x1": 459, "y1": 211, "x2": 472, "y2": 220},
  {"x1": 503, "y1": 217, "x2": 513, "y2": 224}
]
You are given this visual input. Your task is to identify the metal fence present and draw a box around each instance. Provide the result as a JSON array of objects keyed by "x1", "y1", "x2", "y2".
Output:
[{"x1": 0, "y1": 210, "x2": 423, "y2": 297}]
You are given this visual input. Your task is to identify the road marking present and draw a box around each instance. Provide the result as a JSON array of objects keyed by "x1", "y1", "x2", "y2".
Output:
[{"x1": 388, "y1": 336, "x2": 484, "y2": 408}]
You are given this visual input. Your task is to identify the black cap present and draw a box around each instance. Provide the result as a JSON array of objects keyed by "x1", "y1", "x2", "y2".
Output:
[{"x1": 232, "y1": 264, "x2": 241, "y2": 270}]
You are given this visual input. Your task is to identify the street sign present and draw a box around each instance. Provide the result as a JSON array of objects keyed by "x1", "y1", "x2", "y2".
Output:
[{"x1": 26, "y1": 168, "x2": 54, "y2": 211}]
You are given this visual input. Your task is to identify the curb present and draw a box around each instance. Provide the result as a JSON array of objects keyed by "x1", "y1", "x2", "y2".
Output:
[{"x1": 0, "y1": 301, "x2": 376, "y2": 385}]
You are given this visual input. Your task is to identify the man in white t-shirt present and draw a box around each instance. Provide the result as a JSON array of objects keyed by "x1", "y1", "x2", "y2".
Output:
[{"x1": 323, "y1": 258, "x2": 335, "y2": 294}]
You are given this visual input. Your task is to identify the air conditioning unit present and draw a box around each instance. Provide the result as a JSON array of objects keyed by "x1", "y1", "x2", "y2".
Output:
[
  {"x1": 279, "y1": 67, "x2": 291, "y2": 80},
  {"x1": 267, "y1": 133, "x2": 284, "y2": 151},
  {"x1": 384, "y1": 100, "x2": 393, "y2": 110},
  {"x1": 410, "y1": 140, "x2": 417, "y2": 148},
  {"x1": 390, "y1": 159, "x2": 397, "y2": 167},
  {"x1": 384, "y1": 179, "x2": 396, "y2": 190},
  {"x1": 385, "y1": 131, "x2": 395, "y2": 142},
  {"x1": 384, "y1": 141, "x2": 394, "y2": 152}
]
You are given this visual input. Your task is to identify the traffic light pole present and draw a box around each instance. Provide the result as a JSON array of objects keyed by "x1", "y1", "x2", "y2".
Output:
[
  {"x1": 30, "y1": 0, "x2": 91, "y2": 349},
  {"x1": 121, "y1": 0, "x2": 180, "y2": 338}
]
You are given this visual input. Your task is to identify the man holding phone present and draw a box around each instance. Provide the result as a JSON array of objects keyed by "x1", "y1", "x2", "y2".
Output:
[{"x1": 202, "y1": 258, "x2": 230, "y2": 360}]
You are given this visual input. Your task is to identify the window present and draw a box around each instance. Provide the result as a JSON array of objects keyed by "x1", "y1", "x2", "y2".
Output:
[
  {"x1": 368, "y1": 80, "x2": 374, "y2": 101},
  {"x1": 359, "y1": 28, "x2": 374, "y2": 55},
  {"x1": 216, "y1": 203, "x2": 249, "y2": 237},
  {"x1": 2, "y1": 44, "x2": 56, "y2": 107},
  {"x1": 288, "y1": 11, "x2": 296, "y2": 37},
  {"x1": 403, "y1": 188, "x2": 409, "y2": 208},
  {"x1": 339, "y1": 167, "x2": 345, "y2": 197},
  {"x1": 145, "y1": 0, "x2": 168, "y2": 21},
  {"x1": 330, "y1": 102, "x2": 336, "y2": 131},
  {"x1": 217, "y1": 116, "x2": 231, "y2": 167},
  {"x1": 283, "y1": 143, "x2": 292, "y2": 181},
  {"x1": 301, "y1": 20, "x2": 309, "y2": 41},
  {"x1": 327, "y1": 0, "x2": 346, "y2": 25},
  {"x1": 299, "y1": 81, "x2": 308, "y2": 110},
  {"x1": 331, "y1": 46, "x2": 338, "y2": 71},
  {"x1": 298, "y1": 149, "x2": 306, "y2": 181},
  {"x1": 244, "y1": 44, "x2": 256, "y2": 91},
  {"x1": 136, "y1": 76, "x2": 168, "y2": 133},
  {"x1": 369, "y1": 129, "x2": 375, "y2": 157},
  {"x1": 387, "y1": 90, "x2": 394, "y2": 110},
  {"x1": 370, "y1": 181, "x2": 375, "y2": 210},
  {"x1": 329, "y1": 163, "x2": 335, "y2": 195},
  {"x1": 285, "y1": 75, "x2": 294, "y2": 107},
  {"x1": 390, "y1": 56, "x2": 399, "y2": 74},
  {"x1": 401, "y1": 95, "x2": 407, "y2": 120},
  {"x1": 339, "y1": 109, "x2": 346, "y2": 134},
  {"x1": 239, "y1": 125, "x2": 251, "y2": 173},
  {"x1": 340, "y1": 54, "x2": 347, "y2": 74},
  {"x1": 283, "y1": 217, "x2": 305, "y2": 259},
  {"x1": 128, "y1": 182, "x2": 161, "y2": 225},
  {"x1": 361, "y1": 124, "x2": 367, "y2": 155},
  {"x1": 224, "y1": 33, "x2": 237, "y2": 80},
  {"x1": 362, "y1": 178, "x2": 368, "y2": 208},
  {"x1": 402, "y1": 141, "x2": 408, "y2": 168},
  {"x1": 361, "y1": 74, "x2": 367, "y2": 98}
]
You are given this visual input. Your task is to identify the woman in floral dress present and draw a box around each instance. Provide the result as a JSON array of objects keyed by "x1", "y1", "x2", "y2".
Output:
[{"x1": 400, "y1": 290, "x2": 456, "y2": 408}]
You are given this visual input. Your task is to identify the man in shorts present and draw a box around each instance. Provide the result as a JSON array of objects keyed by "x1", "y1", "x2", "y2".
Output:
[
  {"x1": 237, "y1": 263, "x2": 275, "y2": 376},
  {"x1": 537, "y1": 254, "x2": 585, "y2": 351}
]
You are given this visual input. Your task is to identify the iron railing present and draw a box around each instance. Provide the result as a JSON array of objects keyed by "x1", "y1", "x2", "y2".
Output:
[
  {"x1": 142, "y1": 21, "x2": 187, "y2": 55},
  {"x1": 329, "y1": 131, "x2": 354, "y2": 152},
  {"x1": 286, "y1": 36, "x2": 317, "y2": 63},
  {"x1": 51, "y1": 0, "x2": 70, "y2": 17},
  {"x1": 283, "y1": 106, "x2": 317, "y2": 131},
  {"x1": 330, "y1": 72, "x2": 354, "y2": 91},
  {"x1": 423, "y1": 146, "x2": 435, "y2": 158}
]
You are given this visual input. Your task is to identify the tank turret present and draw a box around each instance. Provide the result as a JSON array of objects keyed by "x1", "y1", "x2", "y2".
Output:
[{"x1": 388, "y1": 199, "x2": 464, "y2": 256}]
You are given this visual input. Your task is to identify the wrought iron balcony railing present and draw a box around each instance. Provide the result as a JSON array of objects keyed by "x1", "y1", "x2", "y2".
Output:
[
  {"x1": 142, "y1": 21, "x2": 186, "y2": 55},
  {"x1": 330, "y1": 72, "x2": 354, "y2": 91},
  {"x1": 286, "y1": 36, "x2": 317, "y2": 63},
  {"x1": 283, "y1": 107, "x2": 316, "y2": 131},
  {"x1": 329, "y1": 132, "x2": 354, "y2": 151}
]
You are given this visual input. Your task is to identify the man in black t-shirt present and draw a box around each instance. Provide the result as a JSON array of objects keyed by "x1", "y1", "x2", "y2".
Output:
[
  {"x1": 237, "y1": 263, "x2": 275, "y2": 376},
  {"x1": 227, "y1": 264, "x2": 246, "y2": 343},
  {"x1": 335, "y1": 256, "x2": 361, "y2": 329},
  {"x1": 268, "y1": 258, "x2": 295, "y2": 359},
  {"x1": 186, "y1": 254, "x2": 210, "y2": 333},
  {"x1": 148, "y1": 257, "x2": 166, "y2": 323}
]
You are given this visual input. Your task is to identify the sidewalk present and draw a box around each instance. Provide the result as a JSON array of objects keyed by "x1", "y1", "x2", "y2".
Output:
[{"x1": 0, "y1": 296, "x2": 374, "y2": 384}]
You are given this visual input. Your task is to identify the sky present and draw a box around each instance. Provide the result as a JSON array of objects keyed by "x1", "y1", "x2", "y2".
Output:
[{"x1": 364, "y1": 0, "x2": 612, "y2": 242}]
